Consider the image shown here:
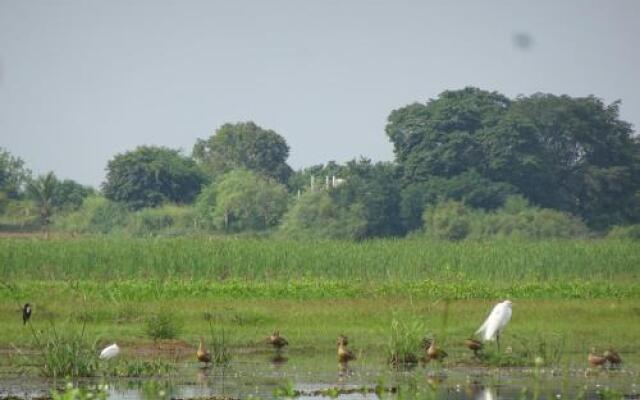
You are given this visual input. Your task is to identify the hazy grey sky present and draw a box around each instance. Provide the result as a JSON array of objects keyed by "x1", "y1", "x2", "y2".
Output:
[{"x1": 1, "y1": 0, "x2": 639, "y2": 186}]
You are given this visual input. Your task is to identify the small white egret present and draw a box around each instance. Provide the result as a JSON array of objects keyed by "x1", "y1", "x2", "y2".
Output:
[
  {"x1": 99, "y1": 343, "x2": 120, "y2": 360},
  {"x1": 475, "y1": 300, "x2": 512, "y2": 350}
]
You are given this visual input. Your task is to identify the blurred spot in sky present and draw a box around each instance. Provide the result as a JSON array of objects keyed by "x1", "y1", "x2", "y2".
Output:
[{"x1": 513, "y1": 32, "x2": 534, "y2": 51}]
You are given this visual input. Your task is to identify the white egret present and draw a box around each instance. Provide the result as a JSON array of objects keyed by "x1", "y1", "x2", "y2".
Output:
[
  {"x1": 99, "y1": 343, "x2": 120, "y2": 360},
  {"x1": 475, "y1": 300, "x2": 512, "y2": 350}
]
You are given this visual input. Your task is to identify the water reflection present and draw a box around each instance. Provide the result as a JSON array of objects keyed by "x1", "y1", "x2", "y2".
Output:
[{"x1": 0, "y1": 357, "x2": 638, "y2": 399}]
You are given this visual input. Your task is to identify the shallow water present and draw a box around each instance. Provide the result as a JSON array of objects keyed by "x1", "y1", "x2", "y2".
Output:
[{"x1": 1, "y1": 354, "x2": 638, "y2": 399}]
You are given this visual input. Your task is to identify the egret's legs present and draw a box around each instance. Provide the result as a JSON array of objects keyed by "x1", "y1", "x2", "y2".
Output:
[{"x1": 496, "y1": 331, "x2": 501, "y2": 352}]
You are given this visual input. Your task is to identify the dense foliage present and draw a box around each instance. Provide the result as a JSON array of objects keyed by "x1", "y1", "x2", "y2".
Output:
[
  {"x1": 102, "y1": 146, "x2": 207, "y2": 210},
  {"x1": 3, "y1": 88, "x2": 640, "y2": 238},
  {"x1": 193, "y1": 121, "x2": 293, "y2": 184},
  {"x1": 204, "y1": 169, "x2": 289, "y2": 231},
  {"x1": 386, "y1": 88, "x2": 640, "y2": 230},
  {"x1": 0, "y1": 147, "x2": 30, "y2": 199}
]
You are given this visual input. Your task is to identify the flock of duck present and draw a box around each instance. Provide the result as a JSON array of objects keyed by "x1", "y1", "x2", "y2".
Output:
[{"x1": 22, "y1": 300, "x2": 624, "y2": 369}]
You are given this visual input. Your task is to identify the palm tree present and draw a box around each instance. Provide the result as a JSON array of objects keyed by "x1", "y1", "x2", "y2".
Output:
[{"x1": 27, "y1": 172, "x2": 57, "y2": 231}]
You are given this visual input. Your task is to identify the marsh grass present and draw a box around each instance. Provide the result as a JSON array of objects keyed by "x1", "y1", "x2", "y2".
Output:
[
  {"x1": 205, "y1": 311, "x2": 232, "y2": 364},
  {"x1": 27, "y1": 320, "x2": 98, "y2": 378},
  {"x1": 1, "y1": 237, "x2": 639, "y2": 286},
  {"x1": 386, "y1": 316, "x2": 424, "y2": 366}
]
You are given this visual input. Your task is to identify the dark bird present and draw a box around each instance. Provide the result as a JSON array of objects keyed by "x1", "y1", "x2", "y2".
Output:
[
  {"x1": 464, "y1": 338, "x2": 483, "y2": 356},
  {"x1": 22, "y1": 303, "x2": 31, "y2": 325},
  {"x1": 588, "y1": 348, "x2": 607, "y2": 367},
  {"x1": 604, "y1": 349, "x2": 622, "y2": 367},
  {"x1": 267, "y1": 330, "x2": 289, "y2": 349},
  {"x1": 337, "y1": 335, "x2": 356, "y2": 362},
  {"x1": 427, "y1": 337, "x2": 448, "y2": 362}
]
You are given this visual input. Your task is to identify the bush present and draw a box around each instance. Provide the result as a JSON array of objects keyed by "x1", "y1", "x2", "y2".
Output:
[
  {"x1": 421, "y1": 196, "x2": 590, "y2": 241},
  {"x1": 145, "y1": 313, "x2": 180, "y2": 341},
  {"x1": 210, "y1": 170, "x2": 290, "y2": 232},
  {"x1": 29, "y1": 323, "x2": 98, "y2": 378},
  {"x1": 279, "y1": 190, "x2": 367, "y2": 240},
  {"x1": 54, "y1": 196, "x2": 128, "y2": 234},
  {"x1": 125, "y1": 204, "x2": 199, "y2": 236},
  {"x1": 607, "y1": 224, "x2": 640, "y2": 240},
  {"x1": 422, "y1": 200, "x2": 471, "y2": 241},
  {"x1": 470, "y1": 196, "x2": 590, "y2": 240}
]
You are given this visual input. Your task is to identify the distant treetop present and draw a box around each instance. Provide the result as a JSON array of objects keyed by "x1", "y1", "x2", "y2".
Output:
[{"x1": 193, "y1": 121, "x2": 292, "y2": 184}]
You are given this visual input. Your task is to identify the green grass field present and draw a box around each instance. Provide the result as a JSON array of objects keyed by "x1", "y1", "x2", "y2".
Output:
[{"x1": 1, "y1": 236, "x2": 639, "y2": 373}]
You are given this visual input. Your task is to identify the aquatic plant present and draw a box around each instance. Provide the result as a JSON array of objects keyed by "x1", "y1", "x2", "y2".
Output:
[
  {"x1": 30, "y1": 321, "x2": 98, "y2": 378},
  {"x1": 386, "y1": 316, "x2": 424, "y2": 366},
  {"x1": 51, "y1": 382, "x2": 108, "y2": 400},
  {"x1": 206, "y1": 311, "x2": 232, "y2": 364}
]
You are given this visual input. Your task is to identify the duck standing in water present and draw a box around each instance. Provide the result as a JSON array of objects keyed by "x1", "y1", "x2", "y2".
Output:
[
  {"x1": 427, "y1": 337, "x2": 448, "y2": 362},
  {"x1": 267, "y1": 330, "x2": 289, "y2": 350},
  {"x1": 464, "y1": 338, "x2": 483, "y2": 357},
  {"x1": 337, "y1": 335, "x2": 356, "y2": 363},
  {"x1": 588, "y1": 348, "x2": 607, "y2": 367},
  {"x1": 604, "y1": 349, "x2": 622, "y2": 368},
  {"x1": 197, "y1": 337, "x2": 212, "y2": 367}
]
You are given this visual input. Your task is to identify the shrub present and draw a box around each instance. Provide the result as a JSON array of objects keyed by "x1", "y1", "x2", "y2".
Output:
[
  {"x1": 127, "y1": 205, "x2": 201, "y2": 236},
  {"x1": 145, "y1": 313, "x2": 180, "y2": 341},
  {"x1": 54, "y1": 196, "x2": 128, "y2": 234},
  {"x1": 607, "y1": 224, "x2": 640, "y2": 240},
  {"x1": 29, "y1": 323, "x2": 98, "y2": 378},
  {"x1": 279, "y1": 190, "x2": 367, "y2": 240},
  {"x1": 470, "y1": 196, "x2": 590, "y2": 240},
  {"x1": 422, "y1": 200, "x2": 471, "y2": 241},
  {"x1": 386, "y1": 317, "x2": 424, "y2": 366}
]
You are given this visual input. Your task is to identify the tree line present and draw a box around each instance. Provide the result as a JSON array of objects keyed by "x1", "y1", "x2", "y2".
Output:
[{"x1": 2, "y1": 87, "x2": 639, "y2": 239}]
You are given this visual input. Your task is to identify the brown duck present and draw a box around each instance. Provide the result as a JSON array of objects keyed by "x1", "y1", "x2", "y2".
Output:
[
  {"x1": 464, "y1": 338, "x2": 483, "y2": 356},
  {"x1": 588, "y1": 348, "x2": 607, "y2": 367},
  {"x1": 267, "y1": 330, "x2": 289, "y2": 349},
  {"x1": 604, "y1": 349, "x2": 622, "y2": 367},
  {"x1": 337, "y1": 335, "x2": 356, "y2": 362},
  {"x1": 197, "y1": 337, "x2": 212, "y2": 366},
  {"x1": 427, "y1": 337, "x2": 448, "y2": 362}
]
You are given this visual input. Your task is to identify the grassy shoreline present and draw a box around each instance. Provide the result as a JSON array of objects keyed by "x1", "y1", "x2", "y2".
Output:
[{"x1": 1, "y1": 237, "x2": 639, "y2": 373}]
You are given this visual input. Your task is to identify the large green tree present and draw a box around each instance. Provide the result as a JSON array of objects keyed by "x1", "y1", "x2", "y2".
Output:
[
  {"x1": 279, "y1": 189, "x2": 367, "y2": 240},
  {"x1": 386, "y1": 87, "x2": 510, "y2": 183},
  {"x1": 52, "y1": 179, "x2": 94, "y2": 211},
  {"x1": 0, "y1": 147, "x2": 30, "y2": 199},
  {"x1": 193, "y1": 122, "x2": 293, "y2": 184},
  {"x1": 288, "y1": 159, "x2": 404, "y2": 237},
  {"x1": 387, "y1": 87, "x2": 640, "y2": 229},
  {"x1": 485, "y1": 94, "x2": 640, "y2": 228},
  {"x1": 102, "y1": 146, "x2": 206, "y2": 210},
  {"x1": 206, "y1": 169, "x2": 289, "y2": 231}
]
